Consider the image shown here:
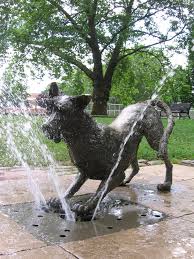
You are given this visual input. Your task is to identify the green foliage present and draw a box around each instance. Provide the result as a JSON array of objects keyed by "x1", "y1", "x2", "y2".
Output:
[
  {"x1": 60, "y1": 69, "x2": 92, "y2": 96},
  {"x1": 0, "y1": 0, "x2": 193, "y2": 114},
  {"x1": 188, "y1": 22, "x2": 194, "y2": 68},
  {"x1": 161, "y1": 66, "x2": 194, "y2": 104},
  {"x1": 0, "y1": 0, "x2": 193, "y2": 79},
  {"x1": 111, "y1": 50, "x2": 169, "y2": 105},
  {"x1": 0, "y1": 61, "x2": 28, "y2": 106},
  {"x1": 188, "y1": 21, "x2": 194, "y2": 91}
]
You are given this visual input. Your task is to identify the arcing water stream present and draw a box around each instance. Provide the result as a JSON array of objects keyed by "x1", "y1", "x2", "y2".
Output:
[
  {"x1": 6, "y1": 120, "x2": 47, "y2": 209},
  {"x1": 0, "y1": 87, "x2": 75, "y2": 221},
  {"x1": 92, "y1": 99, "x2": 153, "y2": 220}
]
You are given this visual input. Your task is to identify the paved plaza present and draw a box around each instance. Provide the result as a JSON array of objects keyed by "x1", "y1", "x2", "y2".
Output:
[{"x1": 0, "y1": 164, "x2": 194, "y2": 258}]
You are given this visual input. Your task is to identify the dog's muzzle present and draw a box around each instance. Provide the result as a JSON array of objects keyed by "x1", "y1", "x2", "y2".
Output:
[{"x1": 42, "y1": 124, "x2": 61, "y2": 143}]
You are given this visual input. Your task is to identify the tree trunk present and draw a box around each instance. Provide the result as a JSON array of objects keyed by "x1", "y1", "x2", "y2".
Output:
[
  {"x1": 92, "y1": 99, "x2": 108, "y2": 115},
  {"x1": 91, "y1": 79, "x2": 111, "y2": 115}
]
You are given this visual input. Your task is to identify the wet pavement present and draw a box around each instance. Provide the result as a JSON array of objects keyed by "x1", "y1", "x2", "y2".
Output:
[{"x1": 0, "y1": 164, "x2": 194, "y2": 258}]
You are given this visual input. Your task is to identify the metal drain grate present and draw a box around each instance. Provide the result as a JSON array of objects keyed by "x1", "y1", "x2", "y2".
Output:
[{"x1": 0, "y1": 193, "x2": 166, "y2": 244}]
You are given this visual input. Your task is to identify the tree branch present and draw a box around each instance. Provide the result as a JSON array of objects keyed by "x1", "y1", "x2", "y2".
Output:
[
  {"x1": 133, "y1": 29, "x2": 167, "y2": 40},
  {"x1": 92, "y1": 0, "x2": 98, "y2": 17},
  {"x1": 134, "y1": 49, "x2": 168, "y2": 70},
  {"x1": 101, "y1": 4, "x2": 165, "y2": 54},
  {"x1": 104, "y1": 0, "x2": 135, "y2": 83},
  {"x1": 101, "y1": 24, "x2": 128, "y2": 54},
  {"x1": 118, "y1": 23, "x2": 188, "y2": 62},
  {"x1": 48, "y1": 0, "x2": 91, "y2": 46},
  {"x1": 86, "y1": 0, "x2": 103, "y2": 78},
  {"x1": 29, "y1": 40, "x2": 94, "y2": 79},
  {"x1": 53, "y1": 49, "x2": 95, "y2": 79}
]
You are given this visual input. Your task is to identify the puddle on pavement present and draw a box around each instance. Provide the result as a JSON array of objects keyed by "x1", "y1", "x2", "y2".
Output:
[{"x1": 0, "y1": 193, "x2": 167, "y2": 244}]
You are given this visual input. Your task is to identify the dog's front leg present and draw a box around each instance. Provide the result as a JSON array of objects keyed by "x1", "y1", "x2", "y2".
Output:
[
  {"x1": 64, "y1": 173, "x2": 87, "y2": 199},
  {"x1": 72, "y1": 173, "x2": 125, "y2": 215},
  {"x1": 47, "y1": 173, "x2": 87, "y2": 211}
]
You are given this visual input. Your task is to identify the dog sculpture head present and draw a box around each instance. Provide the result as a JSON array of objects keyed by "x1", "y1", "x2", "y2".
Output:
[{"x1": 42, "y1": 83, "x2": 91, "y2": 143}]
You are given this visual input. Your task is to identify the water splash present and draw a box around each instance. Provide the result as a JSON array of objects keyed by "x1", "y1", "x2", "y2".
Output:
[
  {"x1": 6, "y1": 120, "x2": 47, "y2": 208},
  {"x1": 33, "y1": 139, "x2": 75, "y2": 221},
  {"x1": 0, "y1": 83, "x2": 75, "y2": 221},
  {"x1": 151, "y1": 70, "x2": 175, "y2": 100}
]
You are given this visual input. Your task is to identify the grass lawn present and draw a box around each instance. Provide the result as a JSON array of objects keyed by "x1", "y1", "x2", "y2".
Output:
[
  {"x1": 46, "y1": 117, "x2": 194, "y2": 164},
  {"x1": 0, "y1": 115, "x2": 193, "y2": 166}
]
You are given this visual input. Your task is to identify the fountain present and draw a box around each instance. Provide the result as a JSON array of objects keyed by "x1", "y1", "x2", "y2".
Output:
[
  {"x1": 41, "y1": 82, "x2": 174, "y2": 219},
  {"x1": 0, "y1": 82, "x2": 75, "y2": 221},
  {"x1": 0, "y1": 78, "x2": 174, "y2": 243}
]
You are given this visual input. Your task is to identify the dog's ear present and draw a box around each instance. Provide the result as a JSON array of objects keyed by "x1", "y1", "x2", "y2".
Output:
[
  {"x1": 54, "y1": 95, "x2": 92, "y2": 111},
  {"x1": 49, "y1": 82, "x2": 59, "y2": 98},
  {"x1": 71, "y1": 94, "x2": 92, "y2": 110},
  {"x1": 54, "y1": 96, "x2": 70, "y2": 110},
  {"x1": 36, "y1": 98, "x2": 54, "y2": 114},
  {"x1": 36, "y1": 95, "x2": 54, "y2": 109}
]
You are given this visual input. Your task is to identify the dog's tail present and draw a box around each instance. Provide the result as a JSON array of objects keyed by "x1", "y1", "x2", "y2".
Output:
[{"x1": 150, "y1": 99, "x2": 175, "y2": 158}]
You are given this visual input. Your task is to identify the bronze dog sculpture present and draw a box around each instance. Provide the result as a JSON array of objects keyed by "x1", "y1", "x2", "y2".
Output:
[{"x1": 42, "y1": 84, "x2": 174, "y2": 215}]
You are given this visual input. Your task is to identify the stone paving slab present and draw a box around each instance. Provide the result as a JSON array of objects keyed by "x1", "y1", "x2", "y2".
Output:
[
  {"x1": 182, "y1": 214, "x2": 194, "y2": 224},
  {"x1": 1, "y1": 246, "x2": 76, "y2": 258},
  {"x1": 124, "y1": 164, "x2": 194, "y2": 183},
  {"x1": 0, "y1": 212, "x2": 44, "y2": 255},
  {"x1": 0, "y1": 165, "x2": 194, "y2": 215},
  {"x1": 0, "y1": 164, "x2": 194, "y2": 258},
  {"x1": 0, "y1": 174, "x2": 99, "y2": 205},
  {"x1": 181, "y1": 160, "x2": 194, "y2": 167},
  {"x1": 117, "y1": 179, "x2": 194, "y2": 218},
  {"x1": 61, "y1": 217, "x2": 194, "y2": 259}
]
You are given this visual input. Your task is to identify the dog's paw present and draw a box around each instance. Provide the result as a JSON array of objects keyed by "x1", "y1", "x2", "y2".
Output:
[
  {"x1": 47, "y1": 197, "x2": 61, "y2": 208},
  {"x1": 46, "y1": 197, "x2": 65, "y2": 213},
  {"x1": 157, "y1": 182, "x2": 171, "y2": 192},
  {"x1": 72, "y1": 203, "x2": 90, "y2": 215}
]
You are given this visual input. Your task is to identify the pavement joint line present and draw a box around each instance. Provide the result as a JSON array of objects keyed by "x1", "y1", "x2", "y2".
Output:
[
  {"x1": 0, "y1": 201, "x2": 33, "y2": 208},
  {"x1": 58, "y1": 245, "x2": 80, "y2": 259},
  {"x1": 171, "y1": 212, "x2": 194, "y2": 220},
  {"x1": 0, "y1": 245, "x2": 48, "y2": 257}
]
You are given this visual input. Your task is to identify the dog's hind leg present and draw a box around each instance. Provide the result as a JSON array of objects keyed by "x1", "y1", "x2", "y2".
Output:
[
  {"x1": 157, "y1": 153, "x2": 173, "y2": 192},
  {"x1": 122, "y1": 157, "x2": 139, "y2": 185},
  {"x1": 145, "y1": 134, "x2": 173, "y2": 192}
]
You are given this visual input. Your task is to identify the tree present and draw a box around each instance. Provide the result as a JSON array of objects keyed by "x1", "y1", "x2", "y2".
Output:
[
  {"x1": 0, "y1": 0, "x2": 193, "y2": 114},
  {"x1": 160, "y1": 66, "x2": 194, "y2": 104},
  {"x1": 60, "y1": 69, "x2": 92, "y2": 95},
  {"x1": 111, "y1": 50, "x2": 169, "y2": 105},
  {"x1": 188, "y1": 21, "x2": 194, "y2": 91},
  {"x1": 0, "y1": 62, "x2": 28, "y2": 107}
]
